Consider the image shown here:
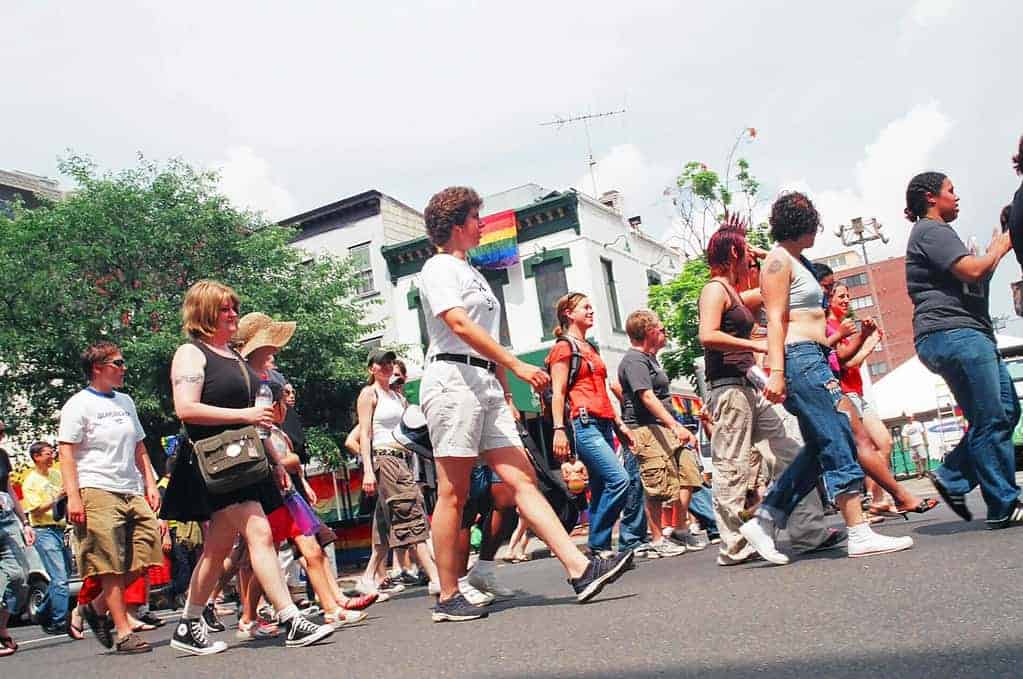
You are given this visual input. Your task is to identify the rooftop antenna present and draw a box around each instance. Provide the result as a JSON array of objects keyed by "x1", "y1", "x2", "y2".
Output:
[{"x1": 540, "y1": 109, "x2": 626, "y2": 197}]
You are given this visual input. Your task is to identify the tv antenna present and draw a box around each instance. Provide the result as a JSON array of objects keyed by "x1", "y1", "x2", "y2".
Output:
[{"x1": 540, "y1": 109, "x2": 626, "y2": 197}]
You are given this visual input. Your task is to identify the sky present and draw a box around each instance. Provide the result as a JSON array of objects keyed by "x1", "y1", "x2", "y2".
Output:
[{"x1": 5, "y1": 0, "x2": 1023, "y2": 329}]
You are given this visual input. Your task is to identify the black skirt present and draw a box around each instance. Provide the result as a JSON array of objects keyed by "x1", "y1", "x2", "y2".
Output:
[{"x1": 160, "y1": 441, "x2": 283, "y2": 522}]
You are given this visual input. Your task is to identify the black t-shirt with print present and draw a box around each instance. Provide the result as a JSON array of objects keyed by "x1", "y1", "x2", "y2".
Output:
[{"x1": 618, "y1": 348, "x2": 673, "y2": 427}]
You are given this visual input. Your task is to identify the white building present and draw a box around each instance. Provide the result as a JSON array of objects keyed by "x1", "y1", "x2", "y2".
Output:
[{"x1": 281, "y1": 183, "x2": 691, "y2": 437}]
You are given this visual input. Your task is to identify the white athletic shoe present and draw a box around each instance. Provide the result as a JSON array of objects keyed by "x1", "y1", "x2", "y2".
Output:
[
  {"x1": 847, "y1": 526, "x2": 914, "y2": 558},
  {"x1": 458, "y1": 576, "x2": 495, "y2": 607},
  {"x1": 467, "y1": 569, "x2": 516, "y2": 599},
  {"x1": 739, "y1": 515, "x2": 790, "y2": 565},
  {"x1": 324, "y1": 609, "x2": 367, "y2": 628},
  {"x1": 647, "y1": 540, "x2": 687, "y2": 558}
]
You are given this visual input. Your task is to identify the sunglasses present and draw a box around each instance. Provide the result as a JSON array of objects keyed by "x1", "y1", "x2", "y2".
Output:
[{"x1": 105, "y1": 359, "x2": 127, "y2": 368}]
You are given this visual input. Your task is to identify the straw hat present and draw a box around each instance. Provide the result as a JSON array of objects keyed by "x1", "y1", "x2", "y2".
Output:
[{"x1": 234, "y1": 312, "x2": 296, "y2": 357}]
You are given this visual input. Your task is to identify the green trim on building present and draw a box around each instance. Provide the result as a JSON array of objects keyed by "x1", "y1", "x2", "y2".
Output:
[
  {"x1": 406, "y1": 285, "x2": 421, "y2": 309},
  {"x1": 522, "y1": 247, "x2": 572, "y2": 278}
]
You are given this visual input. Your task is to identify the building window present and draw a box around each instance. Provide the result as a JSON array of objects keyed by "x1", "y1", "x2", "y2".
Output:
[
  {"x1": 646, "y1": 269, "x2": 662, "y2": 287},
  {"x1": 483, "y1": 270, "x2": 512, "y2": 347},
  {"x1": 533, "y1": 259, "x2": 568, "y2": 339},
  {"x1": 349, "y1": 242, "x2": 374, "y2": 296},
  {"x1": 867, "y1": 361, "x2": 888, "y2": 378},
  {"x1": 850, "y1": 295, "x2": 874, "y2": 311},
  {"x1": 841, "y1": 272, "x2": 868, "y2": 288},
  {"x1": 601, "y1": 258, "x2": 623, "y2": 332}
]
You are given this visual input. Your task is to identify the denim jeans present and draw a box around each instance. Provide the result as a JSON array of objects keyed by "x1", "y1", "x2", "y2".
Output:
[
  {"x1": 571, "y1": 417, "x2": 629, "y2": 551},
  {"x1": 618, "y1": 445, "x2": 648, "y2": 552},
  {"x1": 0, "y1": 511, "x2": 29, "y2": 614},
  {"x1": 33, "y1": 525, "x2": 71, "y2": 626},
  {"x1": 761, "y1": 342, "x2": 864, "y2": 526},
  {"x1": 916, "y1": 328, "x2": 1021, "y2": 521},
  {"x1": 689, "y1": 486, "x2": 718, "y2": 534}
]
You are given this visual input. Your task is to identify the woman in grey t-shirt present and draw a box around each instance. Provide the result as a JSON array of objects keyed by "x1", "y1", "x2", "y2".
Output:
[{"x1": 903, "y1": 171, "x2": 1021, "y2": 527}]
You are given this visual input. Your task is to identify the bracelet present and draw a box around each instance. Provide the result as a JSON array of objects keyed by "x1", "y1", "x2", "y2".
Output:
[
  {"x1": 553, "y1": 426, "x2": 566, "y2": 431},
  {"x1": 769, "y1": 367, "x2": 784, "y2": 372}
]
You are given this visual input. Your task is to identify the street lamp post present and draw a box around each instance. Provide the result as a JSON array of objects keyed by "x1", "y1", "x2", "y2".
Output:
[{"x1": 835, "y1": 217, "x2": 894, "y2": 374}]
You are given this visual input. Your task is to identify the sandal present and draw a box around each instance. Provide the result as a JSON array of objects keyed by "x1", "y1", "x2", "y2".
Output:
[
  {"x1": 896, "y1": 497, "x2": 940, "y2": 515},
  {"x1": 131, "y1": 621, "x2": 158, "y2": 632},
  {"x1": 0, "y1": 634, "x2": 17, "y2": 654},
  {"x1": 80, "y1": 603, "x2": 115, "y2": 649},
  {"x1": 868, "y1": 504, "x2": 909, "y2": 521},
  {"x1": 114, "y1": 631, "x2": 152, "y2": 655},
  {"x1": 927, "y1": 472, "x2": 973, "y2": 522},
  {"x1": 68, "y1": 609, "x2": 86, "y2": 641}
]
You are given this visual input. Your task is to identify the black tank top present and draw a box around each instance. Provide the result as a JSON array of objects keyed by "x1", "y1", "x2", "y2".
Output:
[
  {"x1": 703, "y1": 280, "x2": 756, "y2": 381},
  {"x1": 185, "y1": 340, "x2": 260, "y2": 442}
]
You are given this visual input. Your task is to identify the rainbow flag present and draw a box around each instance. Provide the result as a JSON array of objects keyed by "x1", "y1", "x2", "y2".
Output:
[{"x1": 469, "y1": 210, "x2": 519, "y2": 269}]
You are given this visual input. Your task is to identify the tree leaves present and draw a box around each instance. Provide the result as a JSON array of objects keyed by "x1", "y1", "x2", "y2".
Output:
[{"x1": 0, "y1": 154, "x2": 372, "y2": 467}]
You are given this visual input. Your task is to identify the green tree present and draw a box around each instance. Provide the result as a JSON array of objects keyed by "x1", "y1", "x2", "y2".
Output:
[{"x1": 0, "y1": 154, "x2": 373, "y2": 467}]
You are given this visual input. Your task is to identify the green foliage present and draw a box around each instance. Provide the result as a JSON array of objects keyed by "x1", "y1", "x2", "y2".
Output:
[
  {"x1": 648, "y1": 257, "x2": 710, "y2": 381},
  {"x1": 0, "y1": 154, "x2": 373, "y2": 467}
]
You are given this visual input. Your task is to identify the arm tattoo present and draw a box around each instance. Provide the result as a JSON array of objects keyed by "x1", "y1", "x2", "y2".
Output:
[
  {"x1": 766, "y1": 259, "x2": 784, "y2": 275},
  {"x1": 173, "y1": 373, "x2": 204, "y2": 386}
]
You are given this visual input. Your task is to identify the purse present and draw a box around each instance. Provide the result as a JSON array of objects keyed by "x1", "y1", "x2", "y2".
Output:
[{"x1": 190, "y1": 353, "x2": 271, "y2": 495}]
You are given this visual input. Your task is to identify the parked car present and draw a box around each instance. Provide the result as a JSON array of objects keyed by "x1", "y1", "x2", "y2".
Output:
[{"x1": 13, "y1": 527, "x2": 82, "y2": 625}]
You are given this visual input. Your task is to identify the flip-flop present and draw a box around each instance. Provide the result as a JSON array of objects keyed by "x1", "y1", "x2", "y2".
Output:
[
  {"x1": 0, "y1": 635, "x2": 17, "y2": 653},
  {"x1": 927, "y1": 472, "x2": 973, "y2": 522},
  {"x1": 68, "y1": 613, "x2": 86, "y2": 641},
  {"x1": 868, "y1": 504, "x2": 909, "y2": 521},
  {"x1": 896, "y1": 497, "x2": 939, "y2": 515},
  {"x1": 131, "y1": 622, "x2": 158, "y2": 632}
]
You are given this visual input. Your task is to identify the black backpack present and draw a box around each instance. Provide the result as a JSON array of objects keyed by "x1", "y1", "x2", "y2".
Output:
[{"x1": 540, "y1": 335, "x2": 595, "y2": 429}]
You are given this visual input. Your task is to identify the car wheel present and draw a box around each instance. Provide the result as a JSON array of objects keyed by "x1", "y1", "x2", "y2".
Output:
[{"x1": 26, "y1": 575, "x2": 49, "y2": 624}]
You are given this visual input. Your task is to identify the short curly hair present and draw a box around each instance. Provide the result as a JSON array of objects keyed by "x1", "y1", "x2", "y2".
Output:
[
  {"x1": 1014, "y1": 135, "x2": 1023, "y2": 175},
  {"x1": 625, "y1": 309, "x2": 660, "y2": 343},
  {"x1": 424, "y1": 186, "x2": 482, "y2": 247},
  {"x1": 769, "y1": 192, "x2": 821, "y2": 242}
]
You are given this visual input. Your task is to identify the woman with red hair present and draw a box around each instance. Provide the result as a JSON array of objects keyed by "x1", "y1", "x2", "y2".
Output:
[{"x1": 698, "y1": 216, "x2": 837, "y2": 565}]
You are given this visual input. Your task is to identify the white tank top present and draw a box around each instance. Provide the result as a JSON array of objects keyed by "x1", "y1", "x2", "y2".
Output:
[{"x1": 371, "y1": 385, "x2": 406, "y2": 449}]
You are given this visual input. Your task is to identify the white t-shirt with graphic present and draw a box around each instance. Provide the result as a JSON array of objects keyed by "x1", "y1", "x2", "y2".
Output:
[
  {"x1": 58, "y1": 388, "x2": 147, "y2": 495},
  {"x1": 420, "y1": 254, "x2": 501, "y2": 359}
]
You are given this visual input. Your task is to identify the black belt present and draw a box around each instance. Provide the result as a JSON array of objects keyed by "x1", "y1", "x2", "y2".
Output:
[
  {"x1": 431, "y1": 353, "x2": 496, "y2": 373},
  {"x1": 708, "y1": 377, "x2": 749, "y2": 389}
]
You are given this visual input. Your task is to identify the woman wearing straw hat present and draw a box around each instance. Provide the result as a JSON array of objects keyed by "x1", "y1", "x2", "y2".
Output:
[{"x1": 162, "y1": 281, "x2": 332, "y2": 655}]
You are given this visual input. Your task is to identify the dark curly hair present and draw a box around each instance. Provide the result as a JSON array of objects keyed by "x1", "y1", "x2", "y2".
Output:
[
  {"x1": 904, "y1": 172, "x2": 946, "y2": 223},
  {"x1": 1001, "y1": 204, "x2": 1012, "y2": 232},
  {"x1": 769, "y1": 192, "x2": 821, "y2": 242},
  {"x1": 424, "y1": 186, "x2": 482, "y2": 247},
  {"x1": 1014, "y1": 135, "x2": 1023, "y2": 175}
]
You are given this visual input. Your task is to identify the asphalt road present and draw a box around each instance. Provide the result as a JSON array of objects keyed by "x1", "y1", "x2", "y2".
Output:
[{"x1": 4, "y1": 482, "x2": 1023, "y2": 679}]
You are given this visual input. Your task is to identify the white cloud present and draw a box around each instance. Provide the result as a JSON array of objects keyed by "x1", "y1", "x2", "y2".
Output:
[
  {"x1": 898, "y1": 0, "x2": 966, "y2": 51},
  {"x1": 781, "y1": 101, "x2": 952, "y2": 261},
  {"x1": 216, "y1": 146, "x2": 296, "y2": 220},
  {"x1": 574, "y1": 143, "x2": 671, "y2": 220}
]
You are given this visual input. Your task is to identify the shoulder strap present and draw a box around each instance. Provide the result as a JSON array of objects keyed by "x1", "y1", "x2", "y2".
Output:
[
  {"x1": 229, "y1": 348, "x2": 253, "y2": 399},
  {"x1": 709, "y1": 279, "x2": 742, "y2": 307}
]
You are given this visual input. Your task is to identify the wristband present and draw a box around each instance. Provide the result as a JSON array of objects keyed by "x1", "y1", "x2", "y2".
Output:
[{"x1": 553, "y1": 426, "x2": 566, "y2": 431}]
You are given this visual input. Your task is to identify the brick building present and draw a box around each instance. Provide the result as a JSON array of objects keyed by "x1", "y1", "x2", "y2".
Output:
[{"x1": 814, "y1": 250, "x2": 914, "y2": 380}]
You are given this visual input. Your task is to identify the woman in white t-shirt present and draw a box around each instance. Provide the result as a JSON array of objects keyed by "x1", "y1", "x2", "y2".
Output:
[{"x1": 418, "y1": 186, "x2": 633, "y2": 622}]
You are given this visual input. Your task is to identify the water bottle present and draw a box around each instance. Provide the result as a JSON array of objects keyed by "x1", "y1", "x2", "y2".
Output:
[
  {"x1": 746, "y1": 365, "x2": 769, "y2": 390},
  {"x1": 255, "y1": 380, "x2": 273, "y2": 439}
]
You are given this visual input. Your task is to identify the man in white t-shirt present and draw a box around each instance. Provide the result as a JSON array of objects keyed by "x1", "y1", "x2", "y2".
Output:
[
  {"x1": 59, "y1": 341, "x2": 162, "y2": 654},
  {"x1": 902, "y1": 414, "x2": 928, "y2": 477}
]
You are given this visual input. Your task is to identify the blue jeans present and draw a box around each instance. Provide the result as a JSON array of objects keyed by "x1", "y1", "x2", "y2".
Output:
[
  {"x1": 33, "y1": 525, "x2": 71, "y2": 627},
  {"x1": 571, "y1": 417, "x2": 629, "y2": 551},
  {"x1": 689, "y1": 486, "x2": 718, "y2": 535},
  {"x1": 916, "y1": 328, "x2": 1021, "y2": 521},
  {"x1": 0, "y1": 512, "x2": 29, "y2": 614},
  {"x1": 618, "y1": 445, "x2": 648, "y2": 552},
  {"x1": 761, "y1": 342, "x2": 864, "y2": 526}
]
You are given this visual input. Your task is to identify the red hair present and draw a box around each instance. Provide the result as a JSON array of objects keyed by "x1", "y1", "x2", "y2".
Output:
[{"x1": 706, "y1": 225, "x2": 748, "y2": 275}]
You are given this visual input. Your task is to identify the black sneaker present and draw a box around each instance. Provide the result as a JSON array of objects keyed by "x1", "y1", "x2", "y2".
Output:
[
  {"x1": 138, "y1": 611, "x2": 166, "y2": 628},
  {"x1": 987, "y1": 500, "x2": 1023, "y2": 530},
  {"x1": 415, "y1": 571, "x2": 431, "y2": 587},
  {"x1": 282, "y1": 614, "x2": 334, "y2": 647},
  {"x1": 377, "y1": 576, "x2": 405, "y2": 594},
  {"x1": 928, "y1": 471, "x2": 973, "y2": 522},
  {"x1": 570, "y1": 550, "x2": 634, "y2": 603},
  {"x1": 431, "y1": 593, "x2": 489, "y2": 623},
  {"x1": 170, "y1": 617, "x2": 228, "y2": 656},
  {"x1": 202, "y1": 603, "x2": 227, "y2": 633},
  {"x1": 79, "y1": 603, "x2": 114, "y2": 649},
  {"x1": 396, "y1": 571, "x2": 421, "y2": 587}
]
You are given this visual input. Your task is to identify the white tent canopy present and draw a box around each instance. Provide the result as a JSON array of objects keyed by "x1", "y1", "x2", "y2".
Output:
[{"x1": 873, "y1": 334, "x2": 1023, "y2": 421}]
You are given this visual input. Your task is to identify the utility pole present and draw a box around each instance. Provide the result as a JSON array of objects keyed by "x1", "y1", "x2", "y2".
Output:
[
  {"x1": 540, "y1": 109, "x2": 626, "y2": 197},
  {"x1": 835, "y1": 217, "x2": 894, "y2": 373}
]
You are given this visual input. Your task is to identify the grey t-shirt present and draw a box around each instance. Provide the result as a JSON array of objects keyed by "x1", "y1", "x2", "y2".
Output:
[
  {"x1": 905, "y1": 218, "x2": 992, "y2": 340},
  {"x1": 618, "y1": 348, "x2": 673, "y2": 427}
]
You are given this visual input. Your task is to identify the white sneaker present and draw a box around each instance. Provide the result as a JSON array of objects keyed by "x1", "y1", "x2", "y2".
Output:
[
  {"x1": 683, "y1": 525, "x2": 710, "y2": 551},
  {"x1": 467, "y1": 569, "x2": 516, "y2": 599},
  {"x1": 633, "y1": 543, "x2": 660, "y2": 559},
  {"x1": 847, "y1": 526, "x2": 914, "y2": 558},
  {"x1": 324, "y1": 609, "x2": 367, "y2": 628},
  {"x1": 738, "y1": 515, "x2": 790, "y2": 565},
  {"x1": 648, "y1": 540, "x2": 687, "y2": 558},
  {"x1": 236, "y1": 619, "x2": 278, "y2": 641},
  {"x1": 458, "y1": 576, "x2": 495, "y2": 606}
]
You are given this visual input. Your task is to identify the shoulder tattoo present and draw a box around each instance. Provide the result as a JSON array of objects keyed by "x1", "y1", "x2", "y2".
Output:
[
  {"x1": 766, "y1": 259, "x2": 784, "y2": 275},
  {"x1": 173, "y1": 373, "x2": 204, "y2": 386}
]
